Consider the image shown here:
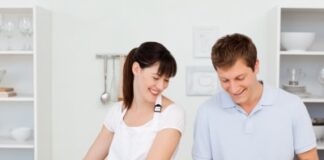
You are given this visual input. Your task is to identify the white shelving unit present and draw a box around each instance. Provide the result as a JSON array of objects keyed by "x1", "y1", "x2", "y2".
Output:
[
  {"x1": 0, "y1": 136, "x2": 33, "y2": 149},
  {"x1": 0, "y1": 6, "x2": 51, "y2": 160},
  {"x1": 273, "y1": 6, "x2": 324, "y2": 150}
]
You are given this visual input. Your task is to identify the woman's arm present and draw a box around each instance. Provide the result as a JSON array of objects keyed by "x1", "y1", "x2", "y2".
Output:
[
  {"x1": 84, "y1": 126, "x2": 114, "y2": 160},
  {"x1": 146, "y1": 128, "x2": 181, "y2": 160}
]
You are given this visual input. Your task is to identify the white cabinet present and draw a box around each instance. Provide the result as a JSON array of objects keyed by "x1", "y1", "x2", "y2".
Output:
[
  {"x1": 273, "y1": 6, "x2": 324, "y2": 150},
  {"x1": 0, "y1": 6, "x2": 51, "y2": 160}
]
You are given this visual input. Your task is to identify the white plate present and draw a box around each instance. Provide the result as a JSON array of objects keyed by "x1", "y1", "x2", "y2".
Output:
[{"x1": 294, "y1": 92, "x2": 311, "y2": 98}]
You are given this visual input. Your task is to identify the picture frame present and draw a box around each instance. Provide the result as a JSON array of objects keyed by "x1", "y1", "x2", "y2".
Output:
[
  {"x1": 193, "y1": 26, "x2": 221, "y2": 58},
  {"x1": 186, "y1": 66, "x2": 220, "y2": 96}
]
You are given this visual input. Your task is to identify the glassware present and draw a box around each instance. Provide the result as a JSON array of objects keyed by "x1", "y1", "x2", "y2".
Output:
[
  {"x1": 320, "y1": 68, "x2": 324, "y2": 81},
  {"x1": 0, "y1": 68, "x2": 6, "y2": 83},
  {"x1": 319, "y1": 68, "x2": 324, "y2": 96},
  {"x1": 0, "y1": 14, "x2": 3, "y2": 34},
  {"x1": 19, "y1": 16, "x2": 32, "y2": 50},
  {"x1": 287, "y1": 68, "x2": 304, "y2": 86},
  {"x1": 2, "y1": 20, "x2": 15, "y2": 50}
]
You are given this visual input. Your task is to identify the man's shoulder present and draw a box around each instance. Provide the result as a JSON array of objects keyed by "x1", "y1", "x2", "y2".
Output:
[
  {"x1": 264, "y1": 85, "x2": 304, "y2": 110},
  {"x1": 263, "y1": 83, "x2": 302, "y2": 102}
]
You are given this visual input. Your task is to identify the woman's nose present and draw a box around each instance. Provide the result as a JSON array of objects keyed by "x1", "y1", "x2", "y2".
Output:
[{"x1": 156, "y1": 80, "x2": 167, "y2": 90}]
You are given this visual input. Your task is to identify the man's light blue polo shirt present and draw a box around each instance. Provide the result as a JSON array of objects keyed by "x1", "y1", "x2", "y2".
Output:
[{"x1": 192, "y1": 83, "x2": 316, "y2": 160}]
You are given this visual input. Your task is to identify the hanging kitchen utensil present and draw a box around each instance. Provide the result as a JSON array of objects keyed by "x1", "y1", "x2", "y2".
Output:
[{"x1": 100, "y1": 56, "x2": 110, "y2": 104}]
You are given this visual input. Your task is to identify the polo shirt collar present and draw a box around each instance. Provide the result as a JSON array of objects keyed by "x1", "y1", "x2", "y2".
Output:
[{"x1": 220, "y1": 81, "x2": 275, "y2": 109}]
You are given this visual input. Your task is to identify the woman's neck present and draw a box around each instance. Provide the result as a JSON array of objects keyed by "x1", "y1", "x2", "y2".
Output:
[{"x1": 131, "y1": 96, "x2": 154, "y2": 112}]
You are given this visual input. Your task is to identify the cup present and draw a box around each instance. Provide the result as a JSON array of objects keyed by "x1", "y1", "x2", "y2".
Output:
[
  {"x1": 11, "y1": 127, "x2": 32, "y2": 142},
  {"x1": 320, "y1": 68, "x2": 324, "y2": 80},
  {"x1": 0, "y1": 69, "x2": 6, "y2": 83}
]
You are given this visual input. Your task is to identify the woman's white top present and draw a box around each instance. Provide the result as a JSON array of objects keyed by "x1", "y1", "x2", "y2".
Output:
[{"x1": 104, "y1": 96, "x2": 185, "y2": 160}]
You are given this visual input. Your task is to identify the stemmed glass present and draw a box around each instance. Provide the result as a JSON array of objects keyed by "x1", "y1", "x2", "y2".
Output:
[
  {"x1": 0, "y1": 14, "x2": 3, "y2": 50},
  {"x1": 0, "y1": 14, "x2": 2, "y2": 37},
  {"x1": 19, "y1": 17, "x2": 32, "y2": 50},
  {"x1": 2, "y1": 19, "x2": 15, "y2": 50}
]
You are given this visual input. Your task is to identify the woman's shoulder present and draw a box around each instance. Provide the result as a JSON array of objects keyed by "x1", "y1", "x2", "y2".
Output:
[
  {"x1": 107, "y1": 101, "x2": 124, "y2": 114},
  {"x1": 161, "y1": 95, "x2": 173, "y2": 106},
  {"x1": 158, "y1": 96, "x2": 185, "y2": 132},
  {"x1": 161, "y1": 95, "x2": 184, "y2": 114}
]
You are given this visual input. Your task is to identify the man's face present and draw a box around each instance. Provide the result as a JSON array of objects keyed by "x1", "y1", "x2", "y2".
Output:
[{"x1": 216, "y1": 59, "x2": 259, "y2": 107}]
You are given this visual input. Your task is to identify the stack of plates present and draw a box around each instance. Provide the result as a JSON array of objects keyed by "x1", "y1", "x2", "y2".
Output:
[{"x1": 282, "y1": 84, "x2": 310, "y2": 98}]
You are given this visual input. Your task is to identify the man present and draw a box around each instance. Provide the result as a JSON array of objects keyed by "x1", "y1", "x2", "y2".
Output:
[{"x1": 192, "y1": 33, "x2": 319, "y2": 160}]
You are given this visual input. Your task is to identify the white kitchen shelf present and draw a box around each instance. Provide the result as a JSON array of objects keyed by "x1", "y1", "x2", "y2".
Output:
[
  {"x1": 302, "y1": 98, "x2": 324, "y2": 103},
  {"x1": 280, "y1": 51, "x2": 324, "y2": 56},
  {"x1": 0, "y1": 136, "x2": 33, "y2": 149},
  {"x1": 0, "y1": 5, "x2": 51, "y2": 160},
  {"x1": 0, "y1": 51, "x2": 33, "y2": 55},
  {"x1": 0, "y1": 97, "x2": 34, "y2": 102},
  {"x1": 272, "y1": 6, "x2": 324, "y2": 106},
  {"x1": 0, "y1": 93, "x2": 34, "y2": 102}
]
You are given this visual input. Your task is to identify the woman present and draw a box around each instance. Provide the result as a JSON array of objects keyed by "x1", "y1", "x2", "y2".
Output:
[{"x1": 84, "y1": 42, "x2": 184, "y2": 160}]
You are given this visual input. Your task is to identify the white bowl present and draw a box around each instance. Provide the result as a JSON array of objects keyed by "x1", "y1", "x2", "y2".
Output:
[
  {"x1": 313, "y1": 126, "x2": 324, "y2": 141},
  {"x1": 281, "y1": 32, "x2": 315, "y2": 51},
  {"x1": 11, "y1": 127, "x2": 32, "y2": 142}
]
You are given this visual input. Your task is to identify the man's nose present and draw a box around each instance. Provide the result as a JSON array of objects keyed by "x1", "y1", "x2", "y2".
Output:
[{"x1": 228, "y1": 81, "x2": 239, "y2": 93}]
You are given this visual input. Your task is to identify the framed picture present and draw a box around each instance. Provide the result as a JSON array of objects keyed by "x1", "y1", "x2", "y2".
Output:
[
  {"x1": 186, "y1": 66, "x2": 220, "y2": 96},
  {"x1": 193, "y1": 26, "x2": 221, "y2": 58}
]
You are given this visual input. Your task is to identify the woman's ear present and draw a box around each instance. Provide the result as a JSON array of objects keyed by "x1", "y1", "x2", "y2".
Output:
[{"x1": 132, "y1": 62, "x2": 141, "y2": 75}]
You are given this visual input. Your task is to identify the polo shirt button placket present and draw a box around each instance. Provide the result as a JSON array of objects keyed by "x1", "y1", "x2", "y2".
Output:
[{"x1": 244, "y1": 117, "x2": 253, "y2": 134}]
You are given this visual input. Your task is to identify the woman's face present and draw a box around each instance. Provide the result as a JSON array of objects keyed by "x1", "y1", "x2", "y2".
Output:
[{"x1": 133, "y1": 62, "x2": 170, "y2": 104}]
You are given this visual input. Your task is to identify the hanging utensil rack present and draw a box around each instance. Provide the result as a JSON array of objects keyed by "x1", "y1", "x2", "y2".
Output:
[{"x1": 96, "y1": 53, "x2": 127, "y2": 104}]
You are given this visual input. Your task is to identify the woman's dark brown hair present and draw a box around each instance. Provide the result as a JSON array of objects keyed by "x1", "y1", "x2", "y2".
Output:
[{"x1": 122, "y1": 42, "x2": 177, "y2": 109}]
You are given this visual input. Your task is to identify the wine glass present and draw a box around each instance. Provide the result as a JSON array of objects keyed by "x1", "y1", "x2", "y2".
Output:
[
  {"x1": 2, "y1": 20, "x2": 15, "y2": 50},
  {"x1": 319, "y1": 68, "x2": 324, "y2": 96},
  {"x1": 0, "y1": 14, "x2": 3, "y2": 34},
  {"x1": 25, "y1": 17, "x2": 33, "y2": 50},
  {"x1": 19, "y1": 17, "x2": 32, "y2": 50},
  {"x1": 0, "y1": 14, "x2": 3, "y2": 50}
]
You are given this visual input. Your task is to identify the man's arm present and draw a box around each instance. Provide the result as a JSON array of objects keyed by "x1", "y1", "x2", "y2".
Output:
[{"x1": 297, "y1": 147, "x2": 319, "y2": 160}]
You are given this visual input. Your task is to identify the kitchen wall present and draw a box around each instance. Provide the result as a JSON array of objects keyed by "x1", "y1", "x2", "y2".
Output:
[{"x1": 11, "y1": 0, "x2": 324, "y2": 159}]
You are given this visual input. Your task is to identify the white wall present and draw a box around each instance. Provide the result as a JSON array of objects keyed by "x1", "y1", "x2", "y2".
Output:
[{"x1": 32, "y1": 0, "x2": 324, "y2": 159}]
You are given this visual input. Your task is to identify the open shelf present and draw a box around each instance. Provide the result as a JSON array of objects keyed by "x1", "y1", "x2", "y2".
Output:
[
  {"x1": 0, "y1": 51, "x2": 33, "y2": 55},
  {"x1": 280, "y1": 51, "x2": 324, "y2": 56},
  {"x1": 0, "y1": 136, "x2": 33, "y2": 149},
  {"x1": 0, "y1": 6, "x2": 52, "y2": 159},
  {"x1": 0, "y1": 93, "x2": 34, "y2": 102}
]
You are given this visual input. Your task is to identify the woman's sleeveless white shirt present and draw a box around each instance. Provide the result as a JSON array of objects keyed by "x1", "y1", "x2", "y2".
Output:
[{"x1": 104, "y1": 95, "x2": 184, "y2": 160}]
